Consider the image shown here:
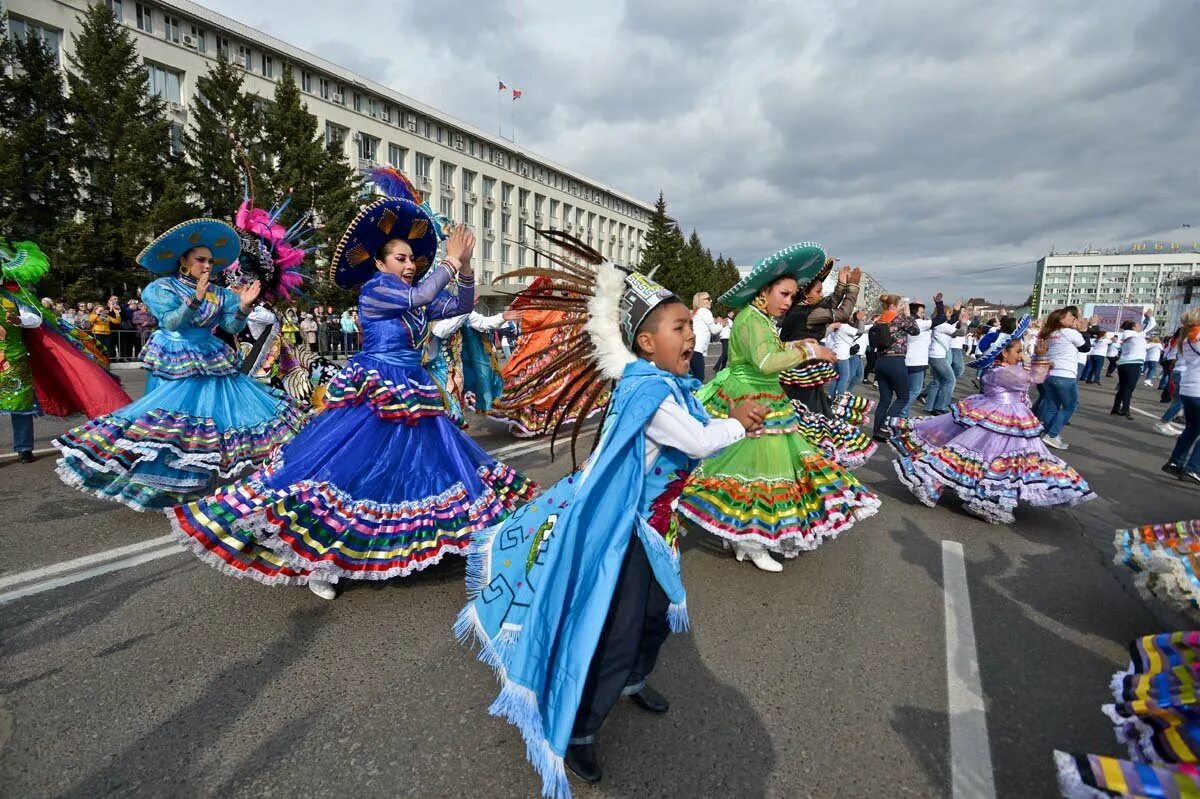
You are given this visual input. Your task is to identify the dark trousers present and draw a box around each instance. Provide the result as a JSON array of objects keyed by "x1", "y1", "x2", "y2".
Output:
[
  {"x1": 689, "y1": 350, "x2": 706, "y2": 382},
  {"x1": 872, "y1": 355, "x2": 909, "y2": 433},
  {"x1": 572, "y1": 535, "x2": 670, "y2": 742},
  {"x1": 713, "y1": 339, "x2": 729, "y2": 373},
  {"x1": 1169, "y1": 395, "x2": 1200, "y2": 473},
  {"x1": 1112, "y1": 363, "x2": 1141, "y2": 415},
  {"x1": 1082, "y1": 353, "x2": 1106, "y2": 383},
  {"x1": 1106, "y1": 356, "x2": 1119, "y2": 377}
]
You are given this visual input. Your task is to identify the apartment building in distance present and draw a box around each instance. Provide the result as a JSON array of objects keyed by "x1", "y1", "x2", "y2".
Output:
[
  {"x1": 9, "y1": 0, "x2": 654, "y2": 296},
  {"x1": 1032, "y1": 242, "x2": 1200, "y2": 318}
]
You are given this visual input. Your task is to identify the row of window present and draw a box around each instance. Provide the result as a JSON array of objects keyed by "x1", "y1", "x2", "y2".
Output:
[{"x1": 119, "y1": 1, "x2": 648, "y2": 224}]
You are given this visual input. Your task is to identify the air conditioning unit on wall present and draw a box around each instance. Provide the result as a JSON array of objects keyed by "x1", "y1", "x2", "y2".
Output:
[{"x1": 182, "y1": 34, "x2": 197, "y2": 49}]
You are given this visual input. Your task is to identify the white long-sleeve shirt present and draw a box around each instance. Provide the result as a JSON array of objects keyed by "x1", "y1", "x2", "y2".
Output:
[
  {"x1": 430, "y1": 310, "x2": 506, "y2": 340},
  {"x1": 1117, "y1": 318, "x2": 1157, "y2": 365},
  {"x1": 826, "y1": 323, "x2": 862, "y2": 360},
  {"x1": 15, "y1": 306, "x2": 41, "y2": 328},
  {"x1": 928, "y1": 321, "x2": 959, "y2": 360},
  {"x1": 1046, "y1": 328, "x2": 1087, "y2": 379},
  {"x1": 904, "y1": 319, "x2": 934, "y2": 367},
  {"x1": 644, "y1": 393, "x2": 746, "y2": 470},
  {"x1": 1146, "y1": 342, "x2": 1165, "y2": 363},
  {"x1": 1177, "y1": 336, "x2": 1200, "y2": 398},
  {"x1": 691, "y1": 307, "x2": 723, "y2": 357}
]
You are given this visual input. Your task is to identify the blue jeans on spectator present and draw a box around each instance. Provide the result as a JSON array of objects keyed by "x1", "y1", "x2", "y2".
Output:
[
  {"x1": 872, "y1": 355, "x2": 909, "y2": 433},
  {"x1": 845, "y1": 355, "x2": 864, "y2": 394},
  {"x1": 342, "y1": 331, "x2": 355, "y2": 353},
  {"x1": 924, "y1": 357, "x2": 956, "y2": 413},
  {"x1": 1160, "y1": 367, "x2": 1174, "y2": 391},
  {"x1": 1167, "y1": 395, "x2": 1200, "y2": 473},
  {"x1": 831, "y1": 358, "x2": 857, "y2": 396},
  {"x1": 950, "y1": 348, "x2": 965, "y2": 379},
  {"x1": 1144, "y1": 360, "x2": 1159, "y2": 382},
  {"x1": 1036, "y1": 375, "x2": 1079, "y2": 438},
  {"x1": 1163, "y1": 373, "x2": 1183, "y2": 422},
  {"x1": 1081, "y1": 354, "x2": 1105, "y2": 383},
  {"x1": 899, "y1": 365, "x2": 927, "y2": 418},
  {"x1": 10, "y1": 413, "x2": 33, "y2": 454}
]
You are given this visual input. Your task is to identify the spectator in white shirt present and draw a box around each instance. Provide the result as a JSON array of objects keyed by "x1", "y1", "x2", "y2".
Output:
[
  {"x1": 1144, "y1": 336, "x2": 1165, "y2": 386},
  {"x1": 827, "y1": 310, "x2": 867, "y2": 396},
  {"x1": 1036, "y1": 306, "x2": 1091, "y2": 449},
  {"x1": 1111, "y1": 315, "x2": 1157, "y2": 417},
  {"x1": 713, "y1": 312, "x2": 734, "y2": 372},
  {"x1": 1163, "y1": 309, "x2": 1200, "y2": 482},
  {"x1": 899, "y1": 300, "x2": 934, "y2": 417},
  {"x1": 689, "y1": 292, "x2": 725, "y2": 382}
]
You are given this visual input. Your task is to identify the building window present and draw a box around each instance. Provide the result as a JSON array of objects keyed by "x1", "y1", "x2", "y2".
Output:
[
  {"x1": 461, "y1": 202, "x2": 472, "y2": 225},
  {"x1": 146, "y1": 63, "x2": 183, "y2": 104},
  {"x1": 135, "y1": 3, "x2": 152, "y2": 32},
  {"x1": 462, "y1": 170, "x2": 475, "y2": 194},
  {"x1": 482, "y1": 208, "x2": 493, "y2": 230},
  {"x1": 437, "y1": 126, "x2": 447, "y2": 145},
  {"x1": 534, "y1": 194, "x2": 545, "y2": 216},
  {"x1": 519, "y1": 188, "x2": 529, "y2": 208},
  {"x1": 469, "y1": 140, "x2": 478, "y2": 157},
  {"x1": 440, "y1": 162, "x2": 455, "y2": 187},
  {"x1": 215, "y1": 36, "x2": 229, "y2": 60},
  {"x1": 188, "y1": 26, "x2": 206, "y2": 53},
  {"x1": 501, "y1": 244, "x2": 511, "y2": 266},
  {"x1": 549, "y1": 199, "x2": 559, "y2": 222},
  {"x1": 440, "y1": 197, "x2": 453, "y2": 218},
  {"x1": 333, "y1": 84, "x2": 346, "y2": 104},
  {"x1": 168, "y1": 122, "x2": 184, "y2": 156},
  {"x1": 501, "y1": 183, "x2": 513, "y2": 204},
  {"x1": 382, "y1": 104, "x2": 392, "y2": 124},
  {"x1": 237, "y1": 44, "x2": 252, "y2": 70},
  {"x1": 318, "y1": 78, "x2": 330, "y2": 100},
  {"x1": 324, "y1": 122, "x2": 348, "y2": 150},
  {"x1": 352, "y1": 92, "x2": 362, "y2": 112},
  {"x1": 356, "y1": 133, "x2": 379, "y2": 163},
  {"x1": 7, "y1": 17, "x2": 62, "y2": 64},
  {"x1": 260, "y1": 54, "x2": 273, "y2": 79},
  {"x1": 483, "y1": 240, "x2": 494, "y2": 262},
  {"x1": 107, "y1": 0, "x2": 123, "y2": 20},
  {"x1": 501, "y1": 214, "x2": 510, "y2": 234},
  {"x1": 163, "y1": 15, "x2": 180, "y2": 43},
  {"x1": 482, "y1": 176, "x2": 496, "y2": 198},
  {"x1": 415, "y1": 153, "x2": 433, "y2": 179},
  {"x1": 300, "y1": 71, "x2": 312, "y2": 93},
  {"x1": 387, "y1": 144, "x2": 407, "y2": 170},
  {"x1": 423, "y1": 120, "x2": 433, "y2": 138}
]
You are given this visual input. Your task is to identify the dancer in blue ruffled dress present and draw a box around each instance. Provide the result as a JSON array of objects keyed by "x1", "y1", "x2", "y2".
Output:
[
  {"x1": 170, "y1": 173, "x2": 535, "y2": 600},
  {"x1": 54, "y1": 219, "x2": 302, "y2": 510}
]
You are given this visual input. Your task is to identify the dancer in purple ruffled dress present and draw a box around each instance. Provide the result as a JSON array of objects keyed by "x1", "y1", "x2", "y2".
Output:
[{"x1": 888, "y1": 315, "x2": 1096, "y2": 524}]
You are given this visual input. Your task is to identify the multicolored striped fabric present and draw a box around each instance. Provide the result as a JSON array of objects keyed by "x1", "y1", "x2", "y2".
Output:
[
  {"x1": 1054, "y1": 750, "x2": 1200, "y2": 798},
  {"x1": 141, "y1": 337, "x2": 240, "y2": 379},
  {"x1": 793, "y1": 400, "x2": 877, "y2": 469},
  {"x1": 1115, "y1": 521, "x2": 1200, "y2": 616},
  {"x1": 323, "y1": 363, "x2": 447, "y2": 422},
  {"x1": 1104, "y1": 632, "x2": 1200, "y2": 765},
  {"x1": 779, "y1": 360, "x2": 838, "y2": 388},
  {"x1": 832, "y1": 392, "x2": 873, "y2": 426},
  {"x1": 950, "y1": 398, "x2": 1044, "y2": 437}
]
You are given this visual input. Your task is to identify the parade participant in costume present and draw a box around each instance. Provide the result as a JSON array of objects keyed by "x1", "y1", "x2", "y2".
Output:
[
  {"x1": 54, "y1": 219, "x2": 303, "y2": 510},
  {"x1": 427, "y1": 307, "x2": 510, "y2": 425},
  {"x1": 778, "y1": 261, "x2": 876, "y2": 467},
  {"x1": 170, "y1": 173, "x2": 534, "y2": 600},
  {"x1": 488, "y1": 277, "x2": 608, "y2": 438},
  {"x1": 679, "y1": 243, "x2": 880, "y2": 572},
  {"x1": 1054, "y1": 631, "x2": 1200, "y2": 798},
  {"x1": 457, "y1": 229, "x2": 766, "y2": 797},
  {"x1": 0, "y1": 241, "x2": 131, "y2": 461},
  {"x1": 889, "y1": 316, "x2": 1095, "y2": 524}
]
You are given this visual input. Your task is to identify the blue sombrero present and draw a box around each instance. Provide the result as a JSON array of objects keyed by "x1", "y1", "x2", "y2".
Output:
[
  {"x1": 330, "y1": 196, "x2": 442, "y2": 289},
  {"x1": 136, "y1": 218, "x2": 241, "y2": 275},
  {"x1": 719, "y1": 242, "x2": 827, "y2": 308},
  {"x1": 968, "y1": 314, "x2": 1031, "y2": 370}
]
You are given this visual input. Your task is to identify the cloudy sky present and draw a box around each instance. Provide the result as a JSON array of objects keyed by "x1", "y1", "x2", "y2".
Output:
[{"x1": 204, "y1": 0, "x2": 1198, "y2": 302}]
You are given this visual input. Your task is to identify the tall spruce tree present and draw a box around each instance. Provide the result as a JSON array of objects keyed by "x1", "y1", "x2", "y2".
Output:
[
  {"x1": 63, "y1": 3, "x2": 191, "y2": 299},
  {"x1": 262, "y1": 65, "x2": 361, "y2": 305},
  {"x1": 0, "y1": 21, "x2": 78, "y2": 285},
  {"x1": 711, "y1": 255, "x2": 742, "y2": 314},
  {"x1": 637, "y1": 192, "x2": 680, "y2": 279},
  {"x1": 183, "y1": 54, "x2": 269, "y2": 216}
]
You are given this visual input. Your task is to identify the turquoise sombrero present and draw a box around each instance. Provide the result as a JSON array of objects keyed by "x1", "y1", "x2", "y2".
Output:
[
  {"x1": 968, "y1": 314, "x2": 1031, "y2": 370},
  {"x1": 330, "y1": 197, "x2": 441, "y2": 289},
  {"x1": 136, "y1": 218, "x2": 241, "y2": 275},
  {"x1": 719, "y1": 242, "x2": 827, "y2": 308}
]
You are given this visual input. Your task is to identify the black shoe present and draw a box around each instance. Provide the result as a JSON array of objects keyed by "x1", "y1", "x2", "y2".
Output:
[
  {"x1": 629, "y1": 684, "x2": 669, "y2": 714},
  {"x1": 565, "y1": 743, "x2": 602, "y2": 784},
  {"x1": 1183, "y1": 471, "x2": 1200, "y2": 485},
  {"x1": 1163, "y1": 462, "x2": 1184, "y2": 477},
  {"x1": 872, "y1": 433, "x2": 889, "y2": 443},
  {"x1": 17, "y1": 451, "x2": 34, "y2": 464}
]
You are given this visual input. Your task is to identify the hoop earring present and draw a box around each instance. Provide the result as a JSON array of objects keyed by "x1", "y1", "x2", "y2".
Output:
[{"x1": 752, "y1": 295, "x2": 769, "y2": 314}]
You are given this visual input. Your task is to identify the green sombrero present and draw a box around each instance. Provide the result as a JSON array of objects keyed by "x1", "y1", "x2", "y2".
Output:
[
  {"x1": 719, "y1": 242, "x2": 827, "y2": 308},
  {"x1": 136, "y1": 218, "x2": 241, "y2": 275}
]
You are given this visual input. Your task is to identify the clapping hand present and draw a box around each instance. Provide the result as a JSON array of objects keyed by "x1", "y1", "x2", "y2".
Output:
[
  {"x1": 233, "y1": 279, "x2": 261, "y2": 309},
  {"x1": 193, "y1": 272, "x2": 211, "y2": 299},
  {"x1": 445, "y1": 224, "x2": 476, "y2": 270},
  {"x1": 1035, "y1": 337, "x2": 1050, "y2": 357}
]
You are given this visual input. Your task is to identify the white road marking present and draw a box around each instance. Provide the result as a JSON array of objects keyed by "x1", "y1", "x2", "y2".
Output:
[
  {"x1": 942, "y1": 540, "x2": 996, "y2": 799},
  {"x1": 0, "y1": 447, "x2": 57, "y2": 463},
  {"x1": 0, "y1": 534, "x2": 174, "y2": 591},
  {"x1": 1130, "y1": 406, "x2": 1164, "y2": 422},
  {"x1": 0, "y1": 544, "x2": 183, "y2": 605}
]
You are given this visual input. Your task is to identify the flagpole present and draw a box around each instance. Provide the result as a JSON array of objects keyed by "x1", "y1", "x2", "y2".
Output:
[{"x1": 496, "y1": 77, "x2": 501, "y2": 136}]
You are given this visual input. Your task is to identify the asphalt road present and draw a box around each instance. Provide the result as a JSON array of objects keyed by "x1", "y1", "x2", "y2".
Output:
[{"x1": 0, "y1": 366, "x2": 1195, "y2": 798}]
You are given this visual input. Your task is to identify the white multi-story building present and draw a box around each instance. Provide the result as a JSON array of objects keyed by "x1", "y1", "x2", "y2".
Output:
[
  {"x1": 1032, "y1": 244, "x2": 1200, "y2": 317},
  {"x1": 9, "y1": 0, "x2": 653, "y2": 296}
]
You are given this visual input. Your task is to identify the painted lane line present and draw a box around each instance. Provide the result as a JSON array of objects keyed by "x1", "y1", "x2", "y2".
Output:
[
  {"x1": 942, "y1": 540, "x2": 997, "y2": 799},
  {"x1": 0, "y1": 446, "x2": 57, "y2": 463},
  {"x1": 0, "y1": 544, "x2": 183, "y2": 606},
  {"x1": 0, "y1": 534, "x2": 175, "y2": 591}
]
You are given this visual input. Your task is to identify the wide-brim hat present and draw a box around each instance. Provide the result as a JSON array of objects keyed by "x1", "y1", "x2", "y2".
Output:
[
  {"x1": 329, "y1": 197, "x2": 439, "y2": 289},
  {"x1": 719, "y1": 242, "x2": 826, "y2": 308},
  {"x1": 137, "y1": 219, "x2": 240, "y2": 275},
  {"x1": 968, "y1": 314, "x2": 1031, "y2": 370}
]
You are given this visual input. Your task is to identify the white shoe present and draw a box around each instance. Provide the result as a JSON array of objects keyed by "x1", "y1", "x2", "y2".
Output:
[
  {"x1": 734, "y1": 544, "x2": 783, "y2": 573},
  {"x1": 308, "y1": 578, "x2": 337, "y2": 600},
  {"x1": 1043, "y1": 435, "x2": 1069, "y2": 450},
  {"x1": 1155, "y1": 422, "x2": 1180, "y2": 436},
  {"x1": 1144, "y1": 380, "x2": 1154, "y2": 387}
]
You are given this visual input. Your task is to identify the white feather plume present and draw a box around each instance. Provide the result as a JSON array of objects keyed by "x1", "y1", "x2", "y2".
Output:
[{"x1": 587, "y1": 261, "x2": 637, "y2": 380}]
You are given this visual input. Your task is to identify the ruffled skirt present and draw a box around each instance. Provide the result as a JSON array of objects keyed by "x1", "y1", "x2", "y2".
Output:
[
  {"x1": 169, "y1": 356, "x2": 535, "y2": 585},
  {"x1": 679, "y1": 372, "x2": 878, "y2": 556},
  {"x1": 1115, "y1": 520, "x2": 1200, "y2": 618},
  {"x1": 55, "y1": 369, "x2": 302, "y2": 511},
  {"x1": 782, "y1": 362, "x2": 876, "y2": 468},
  {"x1": 888, "y1": 394, "x2": 1095, "y2": 524}
]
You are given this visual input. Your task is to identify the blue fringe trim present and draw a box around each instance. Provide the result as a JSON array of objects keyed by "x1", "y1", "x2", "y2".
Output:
[
  {"x1": 462, "y1": 522, "x2": 498, "y2": 599},
  {"x1": 668, "y1": 601, "x2": 690, "y2": 633}
]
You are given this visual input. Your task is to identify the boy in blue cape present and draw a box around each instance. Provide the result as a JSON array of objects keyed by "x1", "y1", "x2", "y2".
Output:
[{"x1": 457, "y1": 259, "x2": 766, "y2": 798}]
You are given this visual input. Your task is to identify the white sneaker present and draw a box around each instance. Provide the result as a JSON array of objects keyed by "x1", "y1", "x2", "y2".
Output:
[
  {"x1": 308, "y1": 578, "x2": 337, "y2": 600},
  {"x1": 1144, "y1": 380, "x2": 1154, "y2": 387},
  {"x1": 1043, "y1": 435, "x2": 1069, "y2": 450},
  {"x1": 1155, "y1": 422, "x2": 1180, "y2": 436},
  {"x1": 734, "y1": 543, "x2": 783, "y2": 573}
]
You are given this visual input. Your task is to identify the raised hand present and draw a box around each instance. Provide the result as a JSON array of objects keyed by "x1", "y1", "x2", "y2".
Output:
[
  {"x1": 233, "y1": 279, "x2": 261, "y2": 308},
  {"x1": 194, "y1": 272, "x2": 210, "y2": 299},
  {"x1": 445, "y1": 224, "x2": 476, "y2": 267},
  {"x1": 1035, "y1": 337, "x2": 1050, "y2": 357}
]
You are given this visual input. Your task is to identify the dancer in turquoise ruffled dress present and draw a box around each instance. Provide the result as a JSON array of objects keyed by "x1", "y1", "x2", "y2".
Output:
[{"x1": 55, "y1": 219, "x2": 302, "y2": 510}]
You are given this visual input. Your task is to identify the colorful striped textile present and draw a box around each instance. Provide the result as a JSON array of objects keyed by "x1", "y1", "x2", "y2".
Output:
[
  {"x1": 323, "y1": 363, "x2": 447, "y2": 422},
  {"x1": 780, "y1": 360, "x2": 838, "y2": 388},
  {"x1": 951, "y1": 397, "x2": 1044, "y2": 437},
  {"x1": 1115, "y1": 521, "x2": 1200, "y2": 616},
  {"x1": 1054, "y1": 750, "x2": 1200, "y2": 798},
  {"x1": 793, "y1": 400, "x2": 877, "y2": 469},
  {"x1": 141, "y1": 337, "x2": 241, "y2": 379},
  {"x1": 1105, "y1": 632, "x2": 1200, "y2": 765}
]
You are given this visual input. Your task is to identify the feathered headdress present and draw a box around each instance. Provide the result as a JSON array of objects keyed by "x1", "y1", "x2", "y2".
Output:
[
  {"x1": 223, "y1": 190, "x2": 315, "y2": 303},
  {"x1": 493, "y1": 228, "x2": 677, "y2": 464},
  {"x1": 0, "y1": 240, "x2": 50, "y2": 287}
]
